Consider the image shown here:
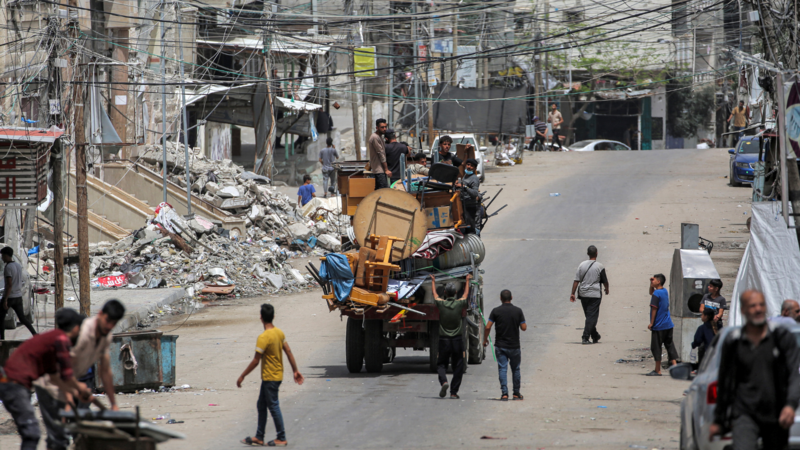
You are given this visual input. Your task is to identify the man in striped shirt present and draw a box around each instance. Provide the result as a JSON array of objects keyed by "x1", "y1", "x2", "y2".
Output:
[{"x1": 529, "y1": 116, "x2": 548, "y2": 151}]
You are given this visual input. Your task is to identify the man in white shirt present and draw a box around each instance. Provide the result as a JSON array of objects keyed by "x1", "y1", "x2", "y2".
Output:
[
  {"x1": 33, "y1": 299, "x2": 126, "y2": 450},
  {"x1": 1, "y1": 246, "x2": 36, "y2": 339},
  {"x1": 569, "y1": 245, "x2": 609, "y2": 345}
]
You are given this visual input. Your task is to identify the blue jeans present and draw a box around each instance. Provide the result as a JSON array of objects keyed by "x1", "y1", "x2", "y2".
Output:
[
  {"x1": 733, "y1": 126, "x2": 745, "y2": 143},
  {"x1": 496, "y1": 347, "x2": 521, "y2": 396},
  {"x1": 256, "y1": 381, "x2": 285, "y2": 442}
]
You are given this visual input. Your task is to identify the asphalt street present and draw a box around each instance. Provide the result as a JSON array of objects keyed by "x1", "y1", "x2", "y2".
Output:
[{"x1": 201, "y1": 149, "x2": 696, "y2": 449}]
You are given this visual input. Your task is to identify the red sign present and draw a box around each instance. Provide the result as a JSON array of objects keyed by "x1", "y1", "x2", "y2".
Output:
[
  {"x1": 418, "y1": 45, "x2": 427, "y2": 62},
  {"x1": 96, "y1": 274, "x2": 128, "y2": 287}
]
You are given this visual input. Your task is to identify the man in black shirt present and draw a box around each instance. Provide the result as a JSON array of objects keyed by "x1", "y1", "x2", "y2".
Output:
[
  {"x1": 437, "y1": 135, "x2": 463, "y2": 167},
  {"x1": 384, "y1": 129, "x2": 409, "y2": 185},
  {"x1": 710, "y1": 290, "x2": 800, "y2": 449},
  {"x1": 483, "y1": 290, "x2": 526, "y2": 401}
]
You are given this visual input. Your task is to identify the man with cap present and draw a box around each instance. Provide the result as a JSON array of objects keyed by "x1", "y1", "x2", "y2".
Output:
[
  {"x1": 0, "y1": 308, "x2": 92, "y2": 450},
  {"x1": 456, "y1": 158, "x2": 481, "y2": 234},
  {"x1": 384, "y1": 128, "x2": 409, "y2": 185}
]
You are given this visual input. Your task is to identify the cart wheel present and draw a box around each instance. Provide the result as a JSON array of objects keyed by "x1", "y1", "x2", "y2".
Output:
[
  {"x1": 364, "y1": 320, "x2": 384, "y2": 373},
  {"x1": 468, "y1": 312, "x2": 485, "y2": 364},
  {"x1": 428, "y1": 322, "x2": 440, "y2": 373},
  {"x1": 345, "y1": 317, "x2": 365, "y2": 373}
]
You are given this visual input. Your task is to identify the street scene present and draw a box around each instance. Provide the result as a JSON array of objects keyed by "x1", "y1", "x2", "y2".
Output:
[{"x1": 2, "y1": 0, "x2": 800, "y2": 448}]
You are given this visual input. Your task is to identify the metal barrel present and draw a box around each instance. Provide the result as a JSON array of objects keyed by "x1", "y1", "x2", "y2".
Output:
[{"x1": 414, "y1": 233, "x2": 486, "y2": 271}]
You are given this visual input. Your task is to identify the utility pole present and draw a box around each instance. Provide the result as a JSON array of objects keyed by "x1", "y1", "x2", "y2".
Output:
[
  {"x1": 412, "y1": 2, "x2": 421, "y2": 141},
  {"x1": 427, "y1": 9, "x2": 434, "y2": 145},
  {"x1": 47, "y1": 15, "x2": 65, "y2": 309},
  {"x1": 75, "y1": 75, "x2": 89, "y2": 316},
  {"x1": 176, "y1": 4, "x2": 192, "y2": 215},
  {"x1": 67, "y1": 0, "x2": 89, "y2": 315},
  {"x1": 255, "y1": 3, "x2": 277, "y2": 179},
  {"x1": 160, "y1": 1, "x2": 168, "y2": 202}
]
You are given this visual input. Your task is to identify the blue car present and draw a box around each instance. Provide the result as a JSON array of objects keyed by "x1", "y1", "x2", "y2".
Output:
[{"x1": 728, "y1": 136, "x2": 765, "y2": 186}]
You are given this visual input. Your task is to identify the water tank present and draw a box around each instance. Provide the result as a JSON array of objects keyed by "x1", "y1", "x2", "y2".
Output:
[{"x1": 414, "y1": 233, "x2": 486, "y2": 270}]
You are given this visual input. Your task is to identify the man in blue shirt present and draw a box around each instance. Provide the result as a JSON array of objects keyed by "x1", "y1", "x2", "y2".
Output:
[
  {"x1": 647, "y1": 273, "x2": 679, "y2": 376},
  {"x1": 296, "y1": 175, "x2": 316, "y2": 207}
]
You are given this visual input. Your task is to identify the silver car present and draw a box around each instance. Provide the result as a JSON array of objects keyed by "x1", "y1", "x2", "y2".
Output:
[{"x1": 672, "y1": 324, "x2": 800, "y2": 450}]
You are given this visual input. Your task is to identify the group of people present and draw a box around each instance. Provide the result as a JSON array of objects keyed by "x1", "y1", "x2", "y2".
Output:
[
  {"x1": 430, "y1": 273, "x2": 527, "y2": 401},
  {"x1": 529, "y1": 103, "x2": 564, "y2": 151},
  {"x1": 365, "y1": 120, "x2": 482, "y2": 235},
  {"x1": 569, "y1": 244, "x2": 800, "y2": 448},
  {"x1": 0, "y1": 248, "x2": 126, "y2": 450}
]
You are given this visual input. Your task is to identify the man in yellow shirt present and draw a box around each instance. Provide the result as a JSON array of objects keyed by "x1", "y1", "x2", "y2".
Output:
[
  {"x1": 237, "y1": 304, "x2": 304, "y2": 447},
  {"x1": 728, "y1": 100, "x2": 749, "y2": 144}
]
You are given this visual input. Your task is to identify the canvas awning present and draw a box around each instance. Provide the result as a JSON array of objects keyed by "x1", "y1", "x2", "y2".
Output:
[{"x1": 274, "y1": 96, "x2": 322, "y2": 112}]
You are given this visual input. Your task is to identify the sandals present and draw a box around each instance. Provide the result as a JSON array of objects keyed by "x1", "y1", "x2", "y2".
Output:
[
  {"x1": 242, "y1": 437, "x2": 265, "y2": 446},
  {"x1": 267, "y1": 441, "x2": 288, "y2": 447},
  {"x1": 500, "y1": 394, "x2": 509, "y2": 401},
  {"x1": 513, "y1": 393, "x2": 524, "y2": 401},
  {"x1": 646, "y1": 370, "x2": 662, "y2": 376}
]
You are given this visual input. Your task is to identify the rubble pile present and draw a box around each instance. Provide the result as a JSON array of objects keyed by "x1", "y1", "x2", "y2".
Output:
[{"x1": 40, "y1": 144, "x2": 352, "y2": 298}]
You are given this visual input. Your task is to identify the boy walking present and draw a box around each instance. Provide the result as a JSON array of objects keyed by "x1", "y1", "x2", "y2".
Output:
[
  {"x1": 483, "y1": 290, "x2": 527, "y2": 401},
  {"x1": 647, "y1": 274, "x2": 679, "y2": 376},
  {"x1": 238, "y1": 304, "x2": 304, "y2": 447},
  {"x1": 296, "y1": 175, "x2": 316, "y2": 207},
  {"x1": 430, "y1": 273, "x2": 471, "y2": 399}
]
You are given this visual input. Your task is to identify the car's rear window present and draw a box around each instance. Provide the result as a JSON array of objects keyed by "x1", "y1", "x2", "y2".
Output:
[{"x1": 738, "y1": 140, "x2": 760, "y2": 154}]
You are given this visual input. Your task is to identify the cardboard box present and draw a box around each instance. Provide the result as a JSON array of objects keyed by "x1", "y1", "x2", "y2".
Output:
[{"x1": 426, "y1": 206, "x2": 453, "y2": 229}]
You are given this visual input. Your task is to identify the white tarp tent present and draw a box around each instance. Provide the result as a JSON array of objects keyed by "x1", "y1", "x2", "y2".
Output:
[{"x1": 729, "y1": 202, "x2": 800, "y2": 325}]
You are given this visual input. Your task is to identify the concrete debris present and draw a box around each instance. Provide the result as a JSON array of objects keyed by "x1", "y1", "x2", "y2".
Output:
[{"x1": 37, "y1": 145, "x2": 352, "y2": 299}]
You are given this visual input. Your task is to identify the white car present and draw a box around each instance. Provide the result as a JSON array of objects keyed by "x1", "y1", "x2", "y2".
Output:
[
  {"x1": 568, "y1": 139, "x2": 632, "y2": 152},
  {"x1": 428, "y1": 134, "x2": 486, "y2": 182}
]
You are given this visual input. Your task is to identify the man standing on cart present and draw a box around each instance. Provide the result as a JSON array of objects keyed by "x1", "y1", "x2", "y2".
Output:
[
  {"x1": 431, "y1": 273, "x2": 472, "y2": 400},
  {"x1": 457, "y1": 158, "x2": 481, "y2": 235}
]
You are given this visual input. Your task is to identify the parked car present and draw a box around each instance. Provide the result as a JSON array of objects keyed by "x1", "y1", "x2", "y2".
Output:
[
  {"x1": 427, "y1": 134, "x2": 486, "y2": 182},
  {"x1": 672, "y1": 324, "x2": 800, "y2": 450},
  {"x1": 728, "y1": 136, "x2": 765, "y2": 187},
  {"x1": 568, "y1": 139, "x2": 631, "y2": 152}
]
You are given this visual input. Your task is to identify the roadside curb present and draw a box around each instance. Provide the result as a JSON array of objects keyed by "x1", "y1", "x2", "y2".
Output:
[{"x1": 115, "y1": 288, "x2": 187, "y2": 332}]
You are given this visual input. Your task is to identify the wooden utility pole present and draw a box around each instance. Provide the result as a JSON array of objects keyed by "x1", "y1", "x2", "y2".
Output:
[
  {"x1": 74, "y1": 76, "x2": 90, "y2": 315},
  {"x1": 52, "y1": 143, "x2": 65, "y2": 310},
  {"x1": 427, "y1": 10, "x2": 434, "y2": 145},
  {"x1": 68, "y1": 2, "x2": 90, "y2": 314}
]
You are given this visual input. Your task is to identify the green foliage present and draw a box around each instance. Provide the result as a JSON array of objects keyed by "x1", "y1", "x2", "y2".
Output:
[{"x1": 667, "y1": 83, "x2": 715, "y2": 138}]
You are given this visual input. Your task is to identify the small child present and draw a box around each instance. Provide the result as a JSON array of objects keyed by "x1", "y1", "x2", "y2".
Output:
[
  {"x1": 237, "y1": 304, "x2": 304, "y2": 447},
  {"x1": 692, "y1": 307, "x2": 717, "y2": 365},
  {"x1": 297, "y1": 175, "x2": 316, "y2": 207}
]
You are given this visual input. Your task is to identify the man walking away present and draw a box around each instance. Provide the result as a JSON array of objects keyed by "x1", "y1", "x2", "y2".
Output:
[
  {"x1": 238, "y1": 303, "x2": 304, "y2": 447},
  {"x1": 318, "y1": 137, "x2": 338, "y2": 198},
  {"x1": 0, "y1": 308, "x2": 92, "y2": 450},
  {"x1": 710, "y1": 290, "x2": 800, "y2": 449},
  {"x1": 457, "y1": 159, "x2": 481, "y2": 235},
  {"x1": 368, "y1": 118, "x2": 391, "y2": 189},
  {"x1": 547, "y1": 103, "x2": 563, "y2": 150},
  {"x1": 33, "y1": 300, "x2": 126, "y2": 450},
  {"x1": 384, "y1": 128, "x2": 409, "y2": 185},
  {"x1": 296, "y1": 175, "x2": 316, "y2": 208},
  {"x1": 647, "y1": 273, "x2": 679, "y2": 375},
  {"x1": 728, "y1": 100, "x2": 749, "y2": 145},
  {"x1": 430, "y1": 274, "x2": 471, "y2": 399},
  {"x1": 699, "y1": 279, "x2": 726, "y2": 329},
  {"x1": 483, "y1": 290, "x2": 526, "y2": 401},
  {"x1": 1, "y1": 247, "x2": 36, "y2": 339},
  {"x1": 570, "y1": 245, "x2": 609, "y2": 345}
]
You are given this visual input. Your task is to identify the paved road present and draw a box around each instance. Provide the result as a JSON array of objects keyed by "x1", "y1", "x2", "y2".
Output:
[{"x1": 204, "y1": 150, "x2": 694, "y2": 449}]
